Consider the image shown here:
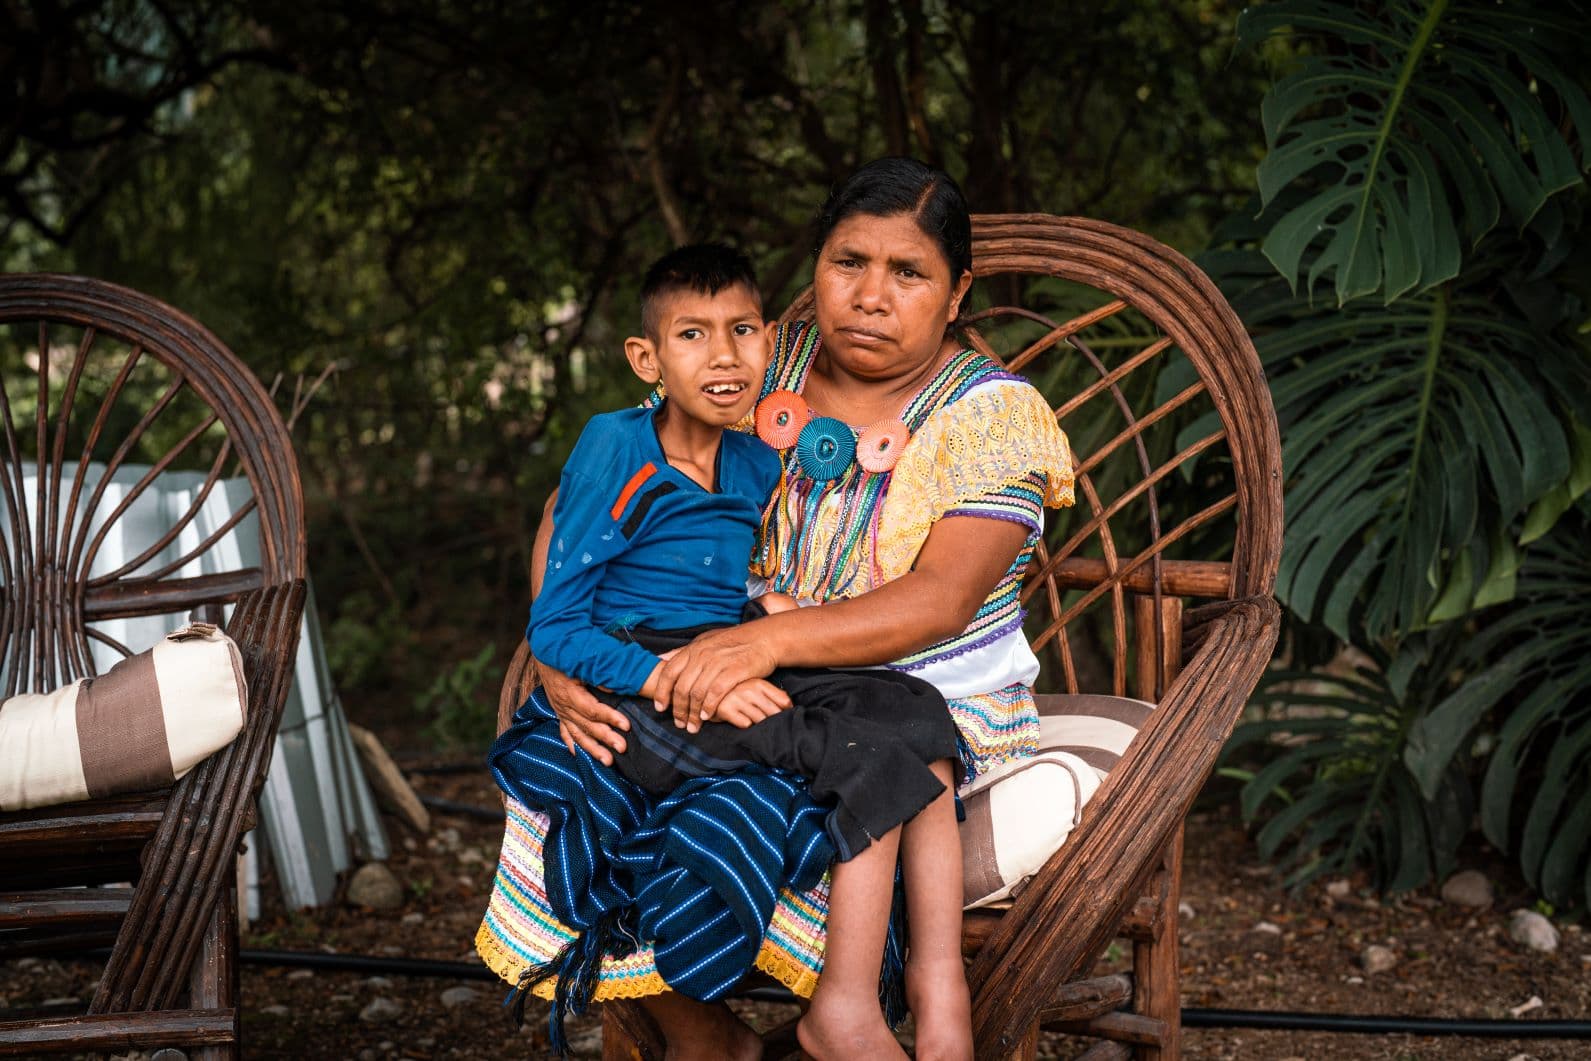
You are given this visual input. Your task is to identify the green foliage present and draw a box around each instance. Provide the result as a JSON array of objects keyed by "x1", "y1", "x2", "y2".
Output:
[
  {"x1": 1231, "y1": 508, "x2": 1591, "y2": 908},
  {"x1": 1210, "y1": 235, "x2": 1589, "y2": 641},
  {"x1": 1437, "y1": 514, "x2": 1591, "y2": 910},
  {"x1": 414, "y1": 644, "x2": 500, "y2": 750},
  {"x1": 1226, "y1": 646, "x2": 1476, "y2": 891},
  {"x1": 323, "y1": 593, "x2": 410, "y2": 696},
  {"x1": 1237, "y1": 0, "x2": 1591, "y2": 306},
  {"x1": 1227, "y1": 0, "x2": 1591, "y2": 907}
]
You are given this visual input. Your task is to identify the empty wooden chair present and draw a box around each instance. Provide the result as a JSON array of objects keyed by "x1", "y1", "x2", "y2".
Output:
[
  {"x1": 495, "y1": 214, "x2": 1283, "y2": 1060},
  {"x1": 0, "y1": 274, "x2": 308, "y2": 1058}
]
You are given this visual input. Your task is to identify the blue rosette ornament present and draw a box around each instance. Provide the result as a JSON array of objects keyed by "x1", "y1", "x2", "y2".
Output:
[{"x1": 794, "y1": 416, "x2": 857, "y2": 482}]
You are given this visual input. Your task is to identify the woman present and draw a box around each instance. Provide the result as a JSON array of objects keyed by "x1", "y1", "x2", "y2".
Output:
[{"x1": 477, "y1": 157, "x2": 1074, "y2": 1060}]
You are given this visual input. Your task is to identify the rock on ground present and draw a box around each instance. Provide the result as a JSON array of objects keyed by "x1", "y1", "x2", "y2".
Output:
[
  {"x1": 1440, "y1": 869, "x2": 1494, "y2": 909},
  {"x1": 440, "y1": 986, "x2": 479, "y2": 1008},
  {"x1": 346, "y1": 862, "x2": 405, "y2": 910},
  {"x1": 1360, "y1": 944, "x2": 1397, "y2": 974},
  {"x1": 359, "y1": 997, "x2": 402, "y2": 1023},
  {"x1": 1508, "y1": 909, "x2": 1560, "y2": 953}
]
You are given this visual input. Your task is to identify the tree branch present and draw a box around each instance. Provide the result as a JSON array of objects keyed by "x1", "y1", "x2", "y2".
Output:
[{"x1": 644, "y1": 55, "x2": 690, "y2": 246}]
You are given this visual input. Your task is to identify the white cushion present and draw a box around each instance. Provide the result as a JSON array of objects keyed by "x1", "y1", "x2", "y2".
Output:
[
  {"x1": 959, "y1": 694, "x2": 1152, "y2": 909},
  {"x1": 0, "y1": 623, "x2": 247, "y2": 811}
]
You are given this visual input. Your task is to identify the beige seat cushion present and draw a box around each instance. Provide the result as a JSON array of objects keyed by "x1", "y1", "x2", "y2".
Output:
[
  {"x1": 960, "y1": 694, "x2": 1152, "y2": 909},
  {"x1": 0, "y1": 623, "x2": 247, "y2": 811}
]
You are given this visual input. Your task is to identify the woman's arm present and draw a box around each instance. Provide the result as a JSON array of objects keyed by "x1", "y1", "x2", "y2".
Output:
[
  {"x1": 529, "y1": 488, "x2": 633, "y2": 765},
  {"x1": 654, "y1": 515, "x2": 1030, "y2": 726}
]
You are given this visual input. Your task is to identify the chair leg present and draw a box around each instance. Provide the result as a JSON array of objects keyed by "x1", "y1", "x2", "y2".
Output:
[
  {"x1": 1130, "y1": 828, "x2": 1183, "y2": 1061},
  {"x1": 602, "y1": 998, "x2": 664, "y2": 1061},
  {"x1": 187, "y1": 883, "x2": 239, "y2": 1061},
  {"x1": 600, "y1": 1009, "x2": 636, "y2": 1061},
  {"x1": 997, "y1": 1020, "x2": 1039, "y2": 1060}
]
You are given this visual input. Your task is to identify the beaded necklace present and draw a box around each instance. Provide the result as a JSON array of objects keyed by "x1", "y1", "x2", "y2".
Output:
[{"x1": 753, "y1": 321, "x2": 1018, "y2": 601}]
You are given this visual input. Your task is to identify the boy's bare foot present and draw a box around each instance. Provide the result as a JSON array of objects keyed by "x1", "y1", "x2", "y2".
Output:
[
  {"x1": 906, "y1": 956, "x2": 974, "y2": 1061},
  {"x1": 797, "y1": 992, "x2": 909, "y2": 1061}
]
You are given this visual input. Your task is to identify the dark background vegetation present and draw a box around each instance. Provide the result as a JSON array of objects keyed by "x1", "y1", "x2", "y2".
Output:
[{"x1": 4, "y1": 0, "x2": 1590, "y2": 912}]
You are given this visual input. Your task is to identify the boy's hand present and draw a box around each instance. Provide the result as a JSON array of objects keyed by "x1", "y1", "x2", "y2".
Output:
[
  {"x1": 755, "y1": 591, "x2": 799, "y2": 615},
  {"x1": 682, "y1": 677, "x2": 789, "y2": 732}
]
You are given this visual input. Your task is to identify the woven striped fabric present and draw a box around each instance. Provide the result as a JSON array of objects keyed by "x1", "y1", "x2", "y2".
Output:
[
  {"x1": 476, "y1": 684, "x2": 1037, "y2": 1007},
  {"x1": 484, "y1": 689, "x2": 835, "y2": 1046}
]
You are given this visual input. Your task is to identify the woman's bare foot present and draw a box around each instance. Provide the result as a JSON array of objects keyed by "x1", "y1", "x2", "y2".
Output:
[
  {"x1": 797, "y1": 991, "x2": 908, "y2": 1061},
  {"x1": 905, "y1": 956, "x2": 974, "y2": 1061}
]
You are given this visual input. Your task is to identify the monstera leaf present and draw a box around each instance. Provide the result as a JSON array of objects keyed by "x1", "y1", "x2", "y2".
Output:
[
  {"x1": 1233, "y1": 522, "x2": 1591, "y2": 906},
  {"x1": 1407, "y1": 513, "x2": 1591, "y2": 910},
  {"x1": 1237, "y1": 0, "x2": 1591, "y2": 306},
  {"x1": 1224, "y1": 638, "x2": 1475, "y2": 891},
  {"x1": 1184, "y1": 244, "x2": 1585, "y2": 642}
]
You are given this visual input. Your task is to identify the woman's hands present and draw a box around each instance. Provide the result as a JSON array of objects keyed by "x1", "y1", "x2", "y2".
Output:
[
  {"x1": 653, "y1": 623, "x2": 782, "y2": 729},
  {"x1": 540, "y1": 662, "x2": 630, "y2": 766},
  {"x1": 541, "y1": 652, "x2": 789, "y2": 762}
]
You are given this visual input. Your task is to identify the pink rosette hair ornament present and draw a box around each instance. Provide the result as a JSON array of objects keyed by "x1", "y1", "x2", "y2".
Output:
[
  {"x1": 755, "y1": 389, "x2": 811, "y2": 449},
  {"x1": 855, "y1": 418, "x2": 910, "y2": 473}
]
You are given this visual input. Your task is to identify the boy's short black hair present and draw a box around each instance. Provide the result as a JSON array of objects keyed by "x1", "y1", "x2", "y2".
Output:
[{"x1": 640, "y1": 242, "x2": 761, "y2": 339}]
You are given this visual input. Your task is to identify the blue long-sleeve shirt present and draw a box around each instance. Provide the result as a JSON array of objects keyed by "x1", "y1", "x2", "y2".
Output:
[{"x1": 528, "y1": 405, "x2": 782, "y2": 695}]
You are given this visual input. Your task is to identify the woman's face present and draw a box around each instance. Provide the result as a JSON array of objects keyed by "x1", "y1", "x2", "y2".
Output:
[{"x1": 813, "y1": 212, "x2": 972, "y2": 383}]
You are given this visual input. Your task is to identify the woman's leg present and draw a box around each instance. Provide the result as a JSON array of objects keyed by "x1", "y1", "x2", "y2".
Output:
[
  {"x1": 900, "y1": 759, "x2": 973, "y2": 1061},
  {"x1": 798, "y1": 826, "x2": 910, "y2": 1060},
  {"x1": 637, "y1": 992, "x2": 760, "y2": 1061}
]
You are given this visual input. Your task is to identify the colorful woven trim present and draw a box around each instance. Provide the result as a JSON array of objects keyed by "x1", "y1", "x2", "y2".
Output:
[
  {"x1": 891, "y1": 510, "x2": 1039, "y2": 672},
  {"x1": 475, "y1": 801, "x2": 667, "y2": 1002},
  {"x1": 948, "y1": 684, "x2": 1041, "y2": 776}
]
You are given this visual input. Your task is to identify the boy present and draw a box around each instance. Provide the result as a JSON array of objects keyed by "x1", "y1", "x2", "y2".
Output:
[{"x1": 522, "y1": 243, "x2": 967, "y2": 1058}]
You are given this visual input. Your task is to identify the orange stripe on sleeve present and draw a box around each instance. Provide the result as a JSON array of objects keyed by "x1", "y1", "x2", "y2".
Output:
[{"x1": 610, "y1": 462, "x2": 658, "y2": 520}]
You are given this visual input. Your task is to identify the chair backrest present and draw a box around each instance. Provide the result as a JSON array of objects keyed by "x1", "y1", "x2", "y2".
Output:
[
  {"x1": 0, "y1": 274, "x2": 306, "y2": 695},
  {"x1": 781, "y1": 214, "x2": 1283, "y2": 701}
]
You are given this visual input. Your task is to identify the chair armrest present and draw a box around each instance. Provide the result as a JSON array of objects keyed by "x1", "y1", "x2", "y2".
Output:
[
  {"x1": 225, "y1": 581, "x2": 311, "y2": 753},
  {"x1": 967, "y1": 593, "x2": 1280, "y2": 1059},
  {"x1": 92, "y1": 579, "x2": 307, "y2": 1014},
  {"x1": 497, "y1": 639, "x2": 538, "y2": 738}
]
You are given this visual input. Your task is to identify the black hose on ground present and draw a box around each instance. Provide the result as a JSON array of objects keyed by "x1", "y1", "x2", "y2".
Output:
[
  {"x1": 1179, "y1": 1008, "x2": 1591, "y2": 1038},
  {"x1": 237, "y1": 950, "x2": 1591, "y2": 1037},
  {"x1": 416, "y1": 794, "x2": 506, "y2": 822}
]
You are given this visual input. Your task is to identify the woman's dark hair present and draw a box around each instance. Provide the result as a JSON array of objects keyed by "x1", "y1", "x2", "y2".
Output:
[{"x1": 814, "y1": 157, "x2": 973, "y2": 279}]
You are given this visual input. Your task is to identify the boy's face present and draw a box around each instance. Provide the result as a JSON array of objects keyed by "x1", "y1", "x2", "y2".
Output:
[{"x1": 624, "y1": 284, "x2": 770, "y2": 428}]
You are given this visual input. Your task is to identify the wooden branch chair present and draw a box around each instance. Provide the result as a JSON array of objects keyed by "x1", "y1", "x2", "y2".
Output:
[
  {"x1": 494, "y1": 214, "x2": 1283, "y2": 1060},
  {"x1": 0, "y1": 275, "x2": 307, "y2": 1058}
]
